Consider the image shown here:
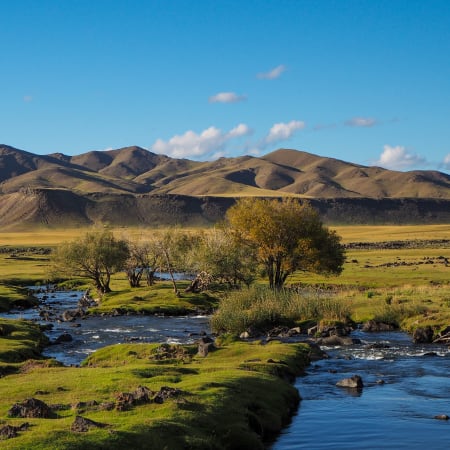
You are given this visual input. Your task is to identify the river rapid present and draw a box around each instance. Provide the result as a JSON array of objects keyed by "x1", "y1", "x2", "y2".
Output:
[
  {"x1": 271, "y1": 330, "x2": 450, "y2": 450},
  {"x1": 1, "y1": 288, "x2": 209, "y2": 366}
]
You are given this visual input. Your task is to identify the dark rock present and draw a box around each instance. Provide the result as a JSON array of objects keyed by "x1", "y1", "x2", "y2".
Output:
[
  {"x1": 72, "y1": 400, "x2": 98, "y2": 411},
  {"x1": 0, "y1": 423, "x2": 29, "y2": 439},
  {"x1": 133, "y1": 385, "x2": 153, "y2": 403},
  {"x1": 267, "y1": 326, "x2": 291, "y2": 338},
  {"x1": 0, "y1": 425, "x2": 18, "y2": 439},
  {"x1": 71, "y1": 415, "x2": 107, "y2": 432},
  {"x1": 99, "y1": 402, "x2": 115, "y2": 411},
  {"x1": 316, "y1": 336, "x2": 360, "y2": 346},
  {"x1": 53, "y1": 332, "x2": 73, "y2": 344},
  {"x1": 319, "y1": 324, "x2": 351, "y2": 337},
  {"x1": 115, "y1": 392, "x2": 135, "y2": 411},
  {"x1": 413, "y1": 326, "x2": 434, "y2": 344},
  {"x1": 8, "y1": 398, "x2": 54, "y2": 418},
  {"x1": 362, "y1": 320, "x2": 396, "y2": 332},
  {"x1": 336, "y1": 375, "x2": 364, "y2": 389},
  {"x1": 153, "y1": 386, "x2": 182, "y2": 404}
]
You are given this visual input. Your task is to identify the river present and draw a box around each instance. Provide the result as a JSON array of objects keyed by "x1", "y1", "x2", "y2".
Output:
[
  {"x1": 2, "y1": 289, "x2": 449, "y2": 448},
  {"x1": 1, "y1": 288, "x2": 210, "y2": 366},
  {"x1": 271, "y1": 330, "x2": 450, "y2": 449}
]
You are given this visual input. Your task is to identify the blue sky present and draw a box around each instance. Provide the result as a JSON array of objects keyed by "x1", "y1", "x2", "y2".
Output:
[{"x1": 1, "y1": 0, "x2": 450, "y2": 172}]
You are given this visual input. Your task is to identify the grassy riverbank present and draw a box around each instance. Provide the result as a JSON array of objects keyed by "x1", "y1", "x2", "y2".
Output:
[
  {"x1": 1, "y1": 224, "x2": 449, "y2": 329},
  {"x1": 0, "y1": 225, "x2": 449, "y2": 447},
  {"x1": 0, "y1": 338, "x2": 310, "y2": 449}
]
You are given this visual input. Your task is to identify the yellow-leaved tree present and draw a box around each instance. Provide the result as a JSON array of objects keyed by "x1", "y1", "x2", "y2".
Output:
[{"x1": 226, "y1": 198, "x2": 345, "y2": 289}]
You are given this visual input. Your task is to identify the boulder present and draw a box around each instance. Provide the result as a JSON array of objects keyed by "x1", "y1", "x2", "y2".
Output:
[
  {"x1": 153, "y1": 386, "x2": 182, "y2": 404},
  {"x1": 336, "y1": 375, "x2": 364, "y2": 389},
  {"x1": 133, "y1": 385, "x2": 153, "y2": 403},
  {"x1": 53, "y1": 333, "x2": 73, "y2": 344},
  {"x1": 317, "y1": 336, "x2": 361, "y2": 346},
  {"x1": 362, "y1": 320, "x2": 396, "y2": 332},
  {"x1": 8, "y1": 398, "x2": 54, "y2": 418},
  {"x1": 71, "y1": 415, "x2": 107, "y2": 432},
  {"x1": 0, "y1": 423, "x2": 29, "y2": 440},
  {"x1": 413, "y1": 326, "x2": 434, "y2": 344}
]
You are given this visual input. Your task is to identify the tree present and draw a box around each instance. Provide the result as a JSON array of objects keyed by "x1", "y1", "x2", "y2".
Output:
[
  {"x1": 150, "y1": 229, "x2": 198, "y2": 295},
  {"x1": 226, "y1": 198, "x2": 345, "y2": 289},
  {"x1": 187, "y1": 228, "x2": 257, "y2": 291},
  {"x1": 124, "y1": 239, "x2": 159, "y2": 288},
  {"x1": 51, "y1": 229, "x2": 129, "y2": 294}
]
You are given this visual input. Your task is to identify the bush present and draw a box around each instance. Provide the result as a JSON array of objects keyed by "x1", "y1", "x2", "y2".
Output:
[
  {"x1": 373, "y1": 303, "x2": 429, "y2": 327},
  {"x1": 210, "y1": 286, "x2": 350, "y2": 335}
]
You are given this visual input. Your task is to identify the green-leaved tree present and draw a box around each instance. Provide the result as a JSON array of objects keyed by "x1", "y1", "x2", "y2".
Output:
[{"x1": 51, "y1": 229, "x2": 129, "y2": 294}]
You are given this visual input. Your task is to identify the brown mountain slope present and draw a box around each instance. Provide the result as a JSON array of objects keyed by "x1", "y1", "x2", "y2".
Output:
[
  {"x1": 262, "y1": 149, "x2": 450, "y2": 198},
  {"x1": 1, "y1": 144, "x2": 449, "y2": 199}
]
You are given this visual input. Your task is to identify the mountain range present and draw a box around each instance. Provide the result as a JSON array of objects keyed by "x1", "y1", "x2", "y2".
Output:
[{"x1": 1, "y1": 144, "x2": 450, "y2": 228}]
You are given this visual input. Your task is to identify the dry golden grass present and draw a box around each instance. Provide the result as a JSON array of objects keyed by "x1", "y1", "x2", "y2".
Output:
[
  {"x1": 332, "y1": 224, "x2": 450, "y2": 243},
  {"x1": 1, "y1": 224, "x2": 449, "y2": 246}
]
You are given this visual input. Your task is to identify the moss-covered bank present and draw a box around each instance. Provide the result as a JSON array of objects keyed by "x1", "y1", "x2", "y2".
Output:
[{"x1": 0, "y1": 338, "x2": 311, "y2": 449}]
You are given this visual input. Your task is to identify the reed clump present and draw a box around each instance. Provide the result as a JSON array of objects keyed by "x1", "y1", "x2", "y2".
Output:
[{"x1": 211, "y1": 285, "x2": 350, "y2": 334}]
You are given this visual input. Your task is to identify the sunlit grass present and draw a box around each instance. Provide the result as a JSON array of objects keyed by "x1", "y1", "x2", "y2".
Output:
[{"x1": 0, "y1": 340, "x2": 309, "y2": 449}]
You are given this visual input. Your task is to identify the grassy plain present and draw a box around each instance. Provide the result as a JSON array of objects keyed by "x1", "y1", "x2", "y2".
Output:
[
  {"x1": 1, "y1": 223, "x2": 449, "y2": 245},
  {"x1": 1, "y1": 224, "x2": 449, "y2": 327},
  {"x1": 0, "y1": 224, "x2": 449, "y2": 447}
]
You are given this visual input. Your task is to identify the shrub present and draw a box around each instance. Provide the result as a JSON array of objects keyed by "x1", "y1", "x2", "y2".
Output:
[{"x1": 210, "y1": 286, "x2": 350, "y2": 335}]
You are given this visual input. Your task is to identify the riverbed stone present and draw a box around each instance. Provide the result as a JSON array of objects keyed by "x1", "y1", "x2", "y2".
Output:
[
  {"x1": 336, "y1": 375, "x2": 364, "y2": 389},
  {"x1": 53, "y1": 332, "x2": 73, "y2": 344},
  {"x1": 362, "y1": 320, "x2": 396, "y2": 332},
  {"x1": 434, "y1": 414, "x2": 449, "y2": 420},
  {"x1": 412, "y1": 326, "x2": 434, "y2": 344},
  {"x1": 316, "y1": 336, "x2": 361, "y2": 346}
]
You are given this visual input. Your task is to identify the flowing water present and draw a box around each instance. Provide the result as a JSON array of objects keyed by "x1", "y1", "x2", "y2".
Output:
[
  {"x1": 1, "y1": 288, "x2": 210, "y2": 366},
  {"x1": 2, "y1": 290, "x2": 450, "y2": 448},
  {"x1": 271, "y1": 330, "x2": 450, "y2": 449}
]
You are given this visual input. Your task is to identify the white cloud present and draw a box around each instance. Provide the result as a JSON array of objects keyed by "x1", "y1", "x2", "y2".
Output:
[
  {"x1": 209, "y1": 92, "x2": 246, "y2": 103},
  {"x1": 442, "y1": 154, "x2": 450, "y2": 170},
  {"x1": 257, "y1": 64, "x2": 286, "y2": 80},
  {"x1": 345, "y1": 117, "x2": 377, "y2": 127},
  {"x1": 152, "y1": 124, "x2": 252, "y2": 159},
  {"x1": 374, "y1": 145, "x2": 426, "y2": 170},
  {"x1": 228, "y1": 123, "x2": 251, "y2": 138},
  {"x1": 265, "y1": 120, "x2": 305, "y2": 144}
]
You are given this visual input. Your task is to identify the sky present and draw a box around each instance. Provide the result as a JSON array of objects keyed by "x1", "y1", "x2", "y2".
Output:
[{"x1": 1, "y1": 0, "x2": 450, "y2": 172}]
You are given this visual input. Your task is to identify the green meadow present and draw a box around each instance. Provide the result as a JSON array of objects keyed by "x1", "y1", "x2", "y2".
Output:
[{"x1": 0, "y1": 225, "x2": 449, "y2": 448}]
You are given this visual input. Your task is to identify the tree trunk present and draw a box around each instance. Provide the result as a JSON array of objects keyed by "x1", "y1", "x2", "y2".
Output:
[{"x1": 267, "y1": 258, "x2": 275, "y2": 289}]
